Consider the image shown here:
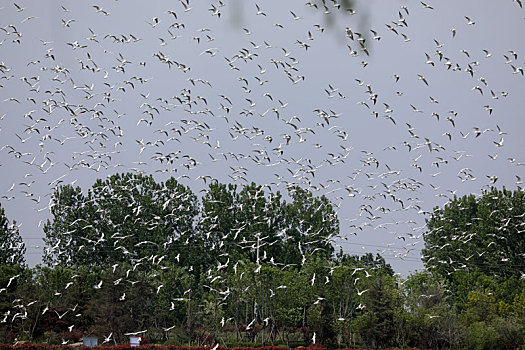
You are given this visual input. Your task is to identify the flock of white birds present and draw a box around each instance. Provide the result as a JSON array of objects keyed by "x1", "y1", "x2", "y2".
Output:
[{"x1": 0, "y1": 0, "x2": 524, "y2": 276}]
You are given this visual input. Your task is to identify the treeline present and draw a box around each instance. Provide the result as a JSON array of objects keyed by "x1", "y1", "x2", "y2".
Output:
[
  {"x1": 2, "y1": 344, "x2": 325, "y2": 350},
  {"x1": 42, "y1": 173, "x2": 337, "y2": 270},
  {"x1": 0, "y1": 175, "x2": 524, "y2": 349},
  {"x1": 1, "y1": 255, "x2": 525, "y2": 349}
]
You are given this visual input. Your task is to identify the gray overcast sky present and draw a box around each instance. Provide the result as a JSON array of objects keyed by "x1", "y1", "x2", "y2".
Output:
[{"x1": 0, "y1": 0, "x2": 524, "y2": 274}]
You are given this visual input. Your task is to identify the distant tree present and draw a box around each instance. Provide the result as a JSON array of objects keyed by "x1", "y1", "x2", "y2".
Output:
[
  {"x1": 402, "y1": 271, "x2": 460, "y2": 349},
  {"x1": 422, "y1": 187, "x2": 525, "y2": 282},
  {"x1": 358, "y1": 252, "x2": 395, "y2": 276},
  {"x1": 42, "y1": 184, "x2": 95, "y2": 266},
  {"x1": 200, "y1": 182, "x2": 339, "y2": 267},
  {"x1": 199, "y1": 181, "x2": 247, "y2": 264},
  {"x1": 0, "y1": 264, "x2": 31, "y2": 342},
  {"x1": 85, "y1": 267, "x2": 155, "y2": 344},
  {"x1": 283, "y1": 186, "x2": 338, "y2": 265},
  {"x1": 236, "y1": 182, "x2": 288, "y2": 264},
  {"x1": 352, "y1": 272, "x2": 400, "y2": 348},
  {"x1": 0, "y1": 202, "x2": 25, "y2": 266},
  {"x1": 43, "y1": 173, "x2": 199, "y2": 268}
]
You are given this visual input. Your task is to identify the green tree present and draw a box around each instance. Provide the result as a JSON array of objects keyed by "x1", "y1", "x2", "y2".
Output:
[
  {"x1": 0, "y1": 203, "x2": 25, "y2": 266},
  {"x1": 324, "y1": 263, "x2": 357, "y2": 346},
  {"x1": 199, "y1": 181, "x2": 246, "y2": 264},
  {"x1": 84, "y1": 267, "x2": 158, "y2": 344},
  {"x1": 352, "y1": 271, "x2": 400, "y2": 348},
  {"x1": 283, "y1": 186, "x2": 338, "y2": 265},
  {"x1": 402, "y1": 271, "x2": 461, "y2": 349},
  {"x1": 422, "y1": 187, "x2": 525, "y2": 283},
  {"x1": 236, "y1": 183, "x2": 288, "y2": 265},
  {"x1": 200, "y1": 182, "x2": 339, "y2": 267},
  {"x1": 42, "y1": 184, "x2": 96, "y2": 266},
  {"x1": 44, "y1": 173, "x2": 199, "y2": 268},
  {"x1": 28, "y1": 265, "x2": 100, "y2": 340},
  {"x1": 464, "y1": 291, "x2": 498, "y2": 323},
  {"x1": 0, "y1": 264, "x2": 31, "y2": 342}
]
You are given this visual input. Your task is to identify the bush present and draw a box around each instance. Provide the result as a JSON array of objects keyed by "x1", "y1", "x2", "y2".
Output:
[
  {"x1": 491, "y1": 317, "x2": 525, "y2": 349},
  {"x1": 466, "y1": 321, "x2": 502, "y2": 350},
  {"x1": 0, "y1": 344, "x2": 328, "y2": 350}
]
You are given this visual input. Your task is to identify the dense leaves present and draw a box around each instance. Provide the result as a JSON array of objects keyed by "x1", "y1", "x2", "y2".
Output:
[
  {"x1": 0, "y1": 203, "x2": 25, "y2": 266},
  {"x1": 43, "y1": 173, "x2": 199, "y2": 269},
  {"x1": 2, "y1": 183, "x2": 525, "y2": 348},
  {"x1": 44, "y1": 175, "x2": 338, "y2": 273},
  {"x1": 0, "y1": 345, "x2": 323, "y2": 350},
  {"x1": 2, "y1": 258, "x2": 522, "y2": 348},
  {"x1": 422, "y1": 187, "x2": 525, "y2": 281}
]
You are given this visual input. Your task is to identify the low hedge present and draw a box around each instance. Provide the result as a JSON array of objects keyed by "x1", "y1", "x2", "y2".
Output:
[{"x1": 1, "y1": 345, "x2": 327, "y2": 350}]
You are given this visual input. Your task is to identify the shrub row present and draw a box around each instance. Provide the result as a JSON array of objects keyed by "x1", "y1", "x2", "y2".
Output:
[
  {"x1": 0, "y1": 344, "x2": 433, "y2": 350},
  {"x1": 2, "y1": 345, "x2": 314, "y2": 350}
]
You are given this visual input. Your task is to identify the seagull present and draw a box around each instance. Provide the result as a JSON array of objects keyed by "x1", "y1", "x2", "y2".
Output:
[
  {"x1": 163, "y1": 325, "x2": 176, "y2": 332},
  {"x1": 417, "y1": 74, "x2": 429, "y2": 86},
  {"x1": 6, "y1": 274, "x2": 20, "y2": 288},
  {"x1": 255, "y1": 4, "x2": 266, "y2": 16},
  {"x1": 493, "y1": 137, "x2": 504, "y2": 147},
  {"x1": 102, "y1": 333, "x2": 113, "y2": 344},
  {"x1": 92, "y1": 5, "x2": 110, "y2": 15},
  {"x1": 420, "y1": 2, "x2": 434, "y2": 9},
  {"x1": 290, "y1": 11, "x2": 301, "y2": 20},
  {"x1": 55, "y1": 310, "x2": 69, "y2": 319},
  {"x1": 246, "y1": 318, "x2": 256, "y2": 330},
  {"x1": 124, "y1": 330, "x2": 147, "y2": 336},
  {"x1": 357, "y1": 288, "x2": 369, "y2": 296}
]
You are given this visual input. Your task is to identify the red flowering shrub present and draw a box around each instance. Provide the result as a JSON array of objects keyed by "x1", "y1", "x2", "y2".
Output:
[{"x1": 0, "y1": 345, "x2": 434, "y2": 350}]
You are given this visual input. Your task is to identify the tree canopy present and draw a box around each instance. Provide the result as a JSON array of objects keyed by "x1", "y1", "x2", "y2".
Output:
[
  {"x1": 422, "y1": 187, "x2": 525, "y2": 282},
  {"x1": 43, "y1": 173, "x2": 339, "y2": 273},
  {"x1": 2, "y1": 184, "x2": 525, "y2": 348},
  {"x1": 0, "y1": 203, "x2": 25, "y2": 266}
]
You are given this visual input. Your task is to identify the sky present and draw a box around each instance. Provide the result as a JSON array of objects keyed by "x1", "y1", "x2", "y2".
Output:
[{"x1": 0, "y1": 0, "x2": 524, "y2": 275}]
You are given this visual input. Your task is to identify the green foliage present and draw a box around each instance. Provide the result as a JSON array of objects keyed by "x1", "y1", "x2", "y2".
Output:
[
  {"x1": 403, "y1": 271, "x2": 448, "y2": 312},
  {"x1": 2, "y1": 254, "x2": 523, "y2": 348},
  {"x1": 43, "y1": 176, "x2": 339, "y2": 278},
  {"x1": 422, "y1": 187, "x2": 524, "y2": 282},
  {"x1": 399, "y1": 271, "x2": 462, "y2": 349},
  {"x1": 465, "y1": 321, "x2": 502, "y2": 350},
  {"x1": 6, "y1": 182, "x2": 522, "y2": 348},
  {"x1": 0, "y1": 203, "x2": 25, "y2": 266},
  {"x1": 464, "y1": 291, "x2": 498, "y2": 323},
  {"x1": 351, "y1": 273, "x2": 400, "y2": 348},
  {"x1": 491, "y1": 316, "x2": 525, "y2": 349},
  {"x1": 199, "y1": 182, "x2": 337, "y2": 268},
  {"x1": 0, "y1": 264, "x2": 32, "y2": 342},
  {"x1": 43, "y1": 173, "x2": 198, "y2": 269}
]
